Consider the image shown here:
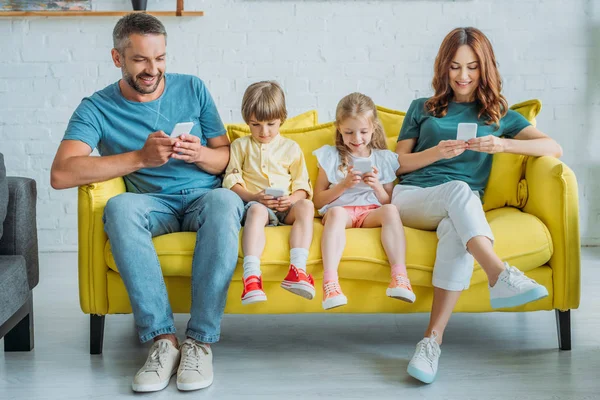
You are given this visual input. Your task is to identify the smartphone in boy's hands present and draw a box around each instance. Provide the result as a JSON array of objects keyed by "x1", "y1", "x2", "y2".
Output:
[
  {"x1": 352, "y1": 159, "x2": 373, "y2": 175},
  {"x1": 264, "y1": 187, "x2": 285, "y2": 198},
  {"x1": 170, "y1": 122, "x2": 194, "y2": 138},
  {"x1": 457, "y1": 123, "x2": 478, "y2": 142}
]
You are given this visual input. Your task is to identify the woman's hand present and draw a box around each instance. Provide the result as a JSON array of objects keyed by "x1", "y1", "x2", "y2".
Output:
[
  {"x1": 362, "y1": 166, "x2": 382, "y2": 189},
  {"x1": 467, "y1": 136, "x2": 506, "y2": 154},
  {"x1": 435, "y1": 140, "x2": 468, "y2": 160},
  {"x1": 341, "y1": 166, "x2": 362, "y2": 189}
]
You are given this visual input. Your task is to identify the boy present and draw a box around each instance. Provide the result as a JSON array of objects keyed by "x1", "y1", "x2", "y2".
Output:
[{"x1": 223, "y1": 81, "x2": 315, "y2": 304}]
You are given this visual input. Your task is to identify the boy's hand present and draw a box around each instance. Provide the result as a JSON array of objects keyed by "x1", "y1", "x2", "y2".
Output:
[
  {"x1": 171, "y1": 134, "x2": 205, "y2": 163},
  {"x1": 362, "y1": 166, "x2": 382, "y2": 189},
  {"x1": 341, "y1": 166, "x2": 362, "y2": 189},
  {"x1": 255, "y1": 191, "x2": 279, "y2": 210},
  {"x1": 275, "y1": 196, "x2": 292, "y2": 212}
]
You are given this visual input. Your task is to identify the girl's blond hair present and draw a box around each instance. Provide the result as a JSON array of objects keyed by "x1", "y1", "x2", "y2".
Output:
[
  {"x1": 334, "y1": 92, "x2": 387, "y2": 172},
  {"x1": 241, "y1": 81, "x2": 288, "y2": 124}
]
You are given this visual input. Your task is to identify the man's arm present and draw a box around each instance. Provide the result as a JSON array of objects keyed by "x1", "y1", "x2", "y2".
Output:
[
  {"x1": 171, "y1": 133, "x2": 230, "y2": 175},
  {"x1": 51, "y1": 132, "x2": 176, "y2": 190}
]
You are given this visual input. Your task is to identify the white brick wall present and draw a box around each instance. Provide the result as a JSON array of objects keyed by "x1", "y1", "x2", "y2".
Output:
[{"x1": 0, "y1": 0, "x2": 598, "y2": 251}]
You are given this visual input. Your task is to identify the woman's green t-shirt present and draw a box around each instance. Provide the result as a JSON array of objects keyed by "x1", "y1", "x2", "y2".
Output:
[{"x1": 397, "y1": 97, "x2": 531, "y2": 196}]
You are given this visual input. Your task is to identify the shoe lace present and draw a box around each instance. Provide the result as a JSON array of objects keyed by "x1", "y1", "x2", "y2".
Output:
[
  {"x1": 323, "y1": 281, "x2": 341, "y2": 297},
  {"x1": 181, "y1": 341, "x2": 208, "y2": 371},
  {"x1": 144, "y1": 341, "x2": 171, "y2": 373},
  {"x1": 393, "y1": 274, "x2": 412, "y2": 289},
  {"x1": 505, "y1": 266, "x2": 535, "y2": 289},
  {"x1": 417, "y1": 333, "x2": 440, "y2": 367}
]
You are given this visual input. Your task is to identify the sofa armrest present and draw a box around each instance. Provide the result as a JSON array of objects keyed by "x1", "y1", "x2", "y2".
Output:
[
  {"x1": 0, "y1": 177, "x2": 39, "y2": 290},
  {"x1": 78, "y1": 177, "x2": 126, "y2": 314},
  {"x1": 522, "y1": 156, "x2": 580, "y2": 310}
]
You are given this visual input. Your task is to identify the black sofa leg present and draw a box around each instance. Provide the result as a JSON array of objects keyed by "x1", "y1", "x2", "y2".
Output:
[
  {"x1": 90, "y1": 315, "x2": 105, "y2": 355},
  {"x1": 4, "y1": 296, "x2": 34, "y2": 352},
  {"x1": 555, "y1": 309, "x2": 571, "y2": 350}
]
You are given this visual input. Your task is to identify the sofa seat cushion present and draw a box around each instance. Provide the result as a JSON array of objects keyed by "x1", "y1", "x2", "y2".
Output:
[
  {"x1": 105, "y1": 207, "x2": 552, "y2": 288},
  {"x1": 0, "y1": 255, "x2": 29, "y2": 325}
]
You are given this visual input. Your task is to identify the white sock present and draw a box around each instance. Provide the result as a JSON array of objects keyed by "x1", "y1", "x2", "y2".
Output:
[
  {"x1": 243, "y1": 256, "x2": 261, "y2": 280},
  {"x1": 290, "y1": 248, "x2": 309, "y2": 272}
]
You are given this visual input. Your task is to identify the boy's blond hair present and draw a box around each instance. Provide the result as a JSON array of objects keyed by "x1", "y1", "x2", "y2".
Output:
[
  {"x1": 334, "y1": 92, "x2": 387, "y2": 172},
  {"x1": 241, "y1": 81, "x2": 288, "y2": 124}
]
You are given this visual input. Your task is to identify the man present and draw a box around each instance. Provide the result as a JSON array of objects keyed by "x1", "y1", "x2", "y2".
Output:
[{"x1": 51, "y1": 13, "x2": 243, "y2": 392}]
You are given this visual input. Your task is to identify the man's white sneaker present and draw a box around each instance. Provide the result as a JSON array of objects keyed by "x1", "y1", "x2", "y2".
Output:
[
  {"x1": 177, "y1": 338, "x2": 214, "y2": 391},
  {"x1": 407, "y1": 332, "x2": 441, "y2": 384},
  {"x1": 489, "y1": 262, "x2": 549, "y2": 309},
  {"x1": 132, "y1": 339, "x2": 180, "y2": 392}
]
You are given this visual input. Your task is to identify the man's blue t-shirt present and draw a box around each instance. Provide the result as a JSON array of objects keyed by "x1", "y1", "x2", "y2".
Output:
[
  {"x1": 63, "y1": 73, "x2": 226, "y2": 194},
  {"x1": 397, "y1": 98, "x2": 531, "y2": 196}
]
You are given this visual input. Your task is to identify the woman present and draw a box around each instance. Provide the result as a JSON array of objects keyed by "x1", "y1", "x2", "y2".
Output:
[{"x1": 392, "y1": 27, "x2": 562, "y2": 384}]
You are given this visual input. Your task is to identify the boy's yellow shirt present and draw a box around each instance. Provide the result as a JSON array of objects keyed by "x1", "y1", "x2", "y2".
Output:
[{"x1": 223, "y1": 134, "x2": 313, "y2": 199}]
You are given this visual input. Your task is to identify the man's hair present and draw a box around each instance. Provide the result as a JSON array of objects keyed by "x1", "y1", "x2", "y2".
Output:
[
  {"x1": 112, "y1": 13, "x2": 167, "y2": 53},
  {"x1": 241, "y1": 81, "x2": 288, "y2": 124}
]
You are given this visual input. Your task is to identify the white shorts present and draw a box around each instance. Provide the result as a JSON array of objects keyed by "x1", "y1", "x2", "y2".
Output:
[{"x1": 391, "y1": 181, "x2": 494, "y2": 291}]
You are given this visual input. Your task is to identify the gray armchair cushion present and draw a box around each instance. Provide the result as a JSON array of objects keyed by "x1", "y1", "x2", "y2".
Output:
[
  {"x1": 0, "y1": 255, "x2": 28, "y2": 326},
  {"x1": 0, "y1": 153, "x2": 7, "y2": 240},
  {"x1": 0, "y1": 177, "x2": 39, "y2": 290}
]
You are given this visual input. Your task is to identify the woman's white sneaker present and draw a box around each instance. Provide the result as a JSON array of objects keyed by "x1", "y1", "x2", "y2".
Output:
[
  {"x1": 407, "y1": 332, "x2": 441, "y2": 384},
  {"x1": 132, "y1": 339, "x2": 180, "y2": 392},
  {"x1": 489, "y1": 262, "x2": 549, "y2": 309},
  {"x1": 177, "y1": 338, "x2": 214, "y2": 391}
]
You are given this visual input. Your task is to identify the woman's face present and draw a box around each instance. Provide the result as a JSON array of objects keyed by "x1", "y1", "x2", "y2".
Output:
[{"x1": 448, "y1": 45, "x2": 480, "y2": 102}]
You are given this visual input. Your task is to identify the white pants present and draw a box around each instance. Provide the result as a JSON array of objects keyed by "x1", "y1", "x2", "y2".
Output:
[{"x1": 391, "y1": 181, "x2": 494, "y2": 291}]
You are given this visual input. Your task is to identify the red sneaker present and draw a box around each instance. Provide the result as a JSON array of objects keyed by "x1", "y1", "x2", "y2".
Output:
[
  {"x1": 241, "y1": 275, "x2": 267, "y2": 305},
  {"x1": 280, "y1": 265, "x2": 315, "y2": 300}
]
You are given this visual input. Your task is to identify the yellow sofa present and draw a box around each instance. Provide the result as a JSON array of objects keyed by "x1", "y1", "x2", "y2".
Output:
[{"x1": 78, "y1": 101, "x2": 580, "y2": 354}]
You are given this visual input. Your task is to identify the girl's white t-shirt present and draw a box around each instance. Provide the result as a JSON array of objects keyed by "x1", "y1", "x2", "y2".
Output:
[{"x1": 312, "y1": 145, "x2": 400, "y2": 215}]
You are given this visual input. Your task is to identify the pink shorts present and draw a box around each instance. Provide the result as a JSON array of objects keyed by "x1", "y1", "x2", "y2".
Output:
[{"x1": 343, "y1": 205, "x2": 380, "y2": 228}]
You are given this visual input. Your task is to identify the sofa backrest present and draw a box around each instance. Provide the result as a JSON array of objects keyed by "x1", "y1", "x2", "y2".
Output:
[{"x1": 226, "y1": 100, "x2": 542, "y2": 213}]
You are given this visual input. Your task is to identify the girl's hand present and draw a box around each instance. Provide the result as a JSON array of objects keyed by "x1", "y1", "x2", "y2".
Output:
[
  {"x1": 467, "y1": 136, "x2": 505, "y2": 154},
  {"x1": 341, "y1": 166, "x2": 362, "y2": 189},
  {"x1": 362, "y1": 166, "x2": 382, "y2": 189},
  {"x1": 254, "y1": 191, "x2": 279, "y2": 210},
  {"x1": 171, "y1": 134, "x2": 205, "y2": 163},
  {"x1": 435, "y1": 140, "x2": 468, "y2": 160},
  {"x1": 275, "y1": 196, "x2": 292, "y2": 212}
]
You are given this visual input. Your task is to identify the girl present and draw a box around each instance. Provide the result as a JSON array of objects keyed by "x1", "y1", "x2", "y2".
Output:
[
  {"x1": 392, "y1": 27, "x2": 562, "y2": 384},
  {"x1": 313, "y1": 92, "x2": 415, "y2": 310}
]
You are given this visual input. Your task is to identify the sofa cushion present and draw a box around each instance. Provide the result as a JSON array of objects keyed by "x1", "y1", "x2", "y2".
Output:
[
  {"x1": 105, "y1": 207, "x2": 552, "y2": 288},
  {"x1": 0, "y1": 153, "x2": 8, "y2": 240},
  {"x1": 376, "y1": 105, "x2": 406, "y2": 151},
  {"x1": 226, "y1": 110, "x2": 318, "y2": 142},
  {"x1": 0, "y1": 255, "x2": 29, "y2": 326},
  {"x1": 482, "y1": 99, "x2": 542, "y2": 211}
]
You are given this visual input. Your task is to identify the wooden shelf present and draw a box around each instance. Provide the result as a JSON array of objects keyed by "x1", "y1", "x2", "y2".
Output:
[{"x1": 0, "y1": 10, "x2": 204, "y2": 17}]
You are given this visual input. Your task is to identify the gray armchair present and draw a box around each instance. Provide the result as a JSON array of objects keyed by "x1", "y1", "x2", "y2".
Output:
[{"x1": 0, "y1": 153, "x2": 39, "y2": 351}]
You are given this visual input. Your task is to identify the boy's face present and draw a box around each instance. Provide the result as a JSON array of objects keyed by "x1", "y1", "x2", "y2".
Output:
[{"x1": 248, "y1": 116, "x2": 281, "y2": 144}]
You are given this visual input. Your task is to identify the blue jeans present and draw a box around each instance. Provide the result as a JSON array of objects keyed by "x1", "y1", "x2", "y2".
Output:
[{"x1": 103, "y1": 188, "x2": 244, "y2": 343}]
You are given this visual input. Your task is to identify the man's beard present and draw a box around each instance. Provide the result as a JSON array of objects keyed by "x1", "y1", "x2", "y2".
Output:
[{"x1": 122, "y1": 67, "x2": 163, "y2": 95}]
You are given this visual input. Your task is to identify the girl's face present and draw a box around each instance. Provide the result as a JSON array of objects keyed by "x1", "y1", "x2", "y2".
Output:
[
  {"x1": 338, "y1": 115, "x2": 373, "y2": 157},
  {"x1": 448, "y1": 44, "x2": 481, "y2": 103}
]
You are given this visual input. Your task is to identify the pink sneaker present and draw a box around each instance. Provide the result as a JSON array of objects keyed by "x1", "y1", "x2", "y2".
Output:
[
  {"x1": 322, "y1": 280, "x2": 348, "y2": 310},
  {"x1": 281, "y1": 264, "x2": 315, "y2": 300},
  {"x1": 386, "y1": 274, "x2": 416, "y2": 303}
]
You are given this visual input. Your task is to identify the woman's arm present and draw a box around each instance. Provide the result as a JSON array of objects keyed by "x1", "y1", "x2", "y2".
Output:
[
  {"x1": 395, "y1": 139, "x2": 468, "y2": 175},
  {"x1": 467, "y1": 126, "x2": 563, "y2": 157}
]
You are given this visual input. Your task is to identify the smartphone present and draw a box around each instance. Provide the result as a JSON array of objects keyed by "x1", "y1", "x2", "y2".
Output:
[
  {"x1": 264, "y1": 187, "x2": 285, "y2": 198},
  {"x1": 352, "y1": 159, "x2": 373, "y2": 175},
  {"x1": 170, "y1": 122, "x2": 194, "y2": 138},
  {"x1": 457, "y1": 123, "x2": 478, "y2": 142}
]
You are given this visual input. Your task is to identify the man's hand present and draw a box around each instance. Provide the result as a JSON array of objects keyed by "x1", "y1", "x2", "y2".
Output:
[
  {"x1": 171, "y1": 134, "x2": 205, "y2": 163},
  {"x1": 138, "y1": 131, "x2": 176, "y2": 168},
  {"x1": 254, "y1": 191, "x2": 279, "y2": 210}
]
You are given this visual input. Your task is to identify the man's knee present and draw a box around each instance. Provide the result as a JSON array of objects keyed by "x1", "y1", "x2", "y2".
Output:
[
  {"x1": 203, "y1": 189, "x2": 244, "y2": 219},
  {"x1": 104, "y1": 193, "x2": 141, "y2": 222}
]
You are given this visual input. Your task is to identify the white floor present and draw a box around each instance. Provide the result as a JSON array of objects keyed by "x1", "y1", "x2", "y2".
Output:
[{"x1": 1, "y1": 249, "x2": 599, "y2": 400}]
